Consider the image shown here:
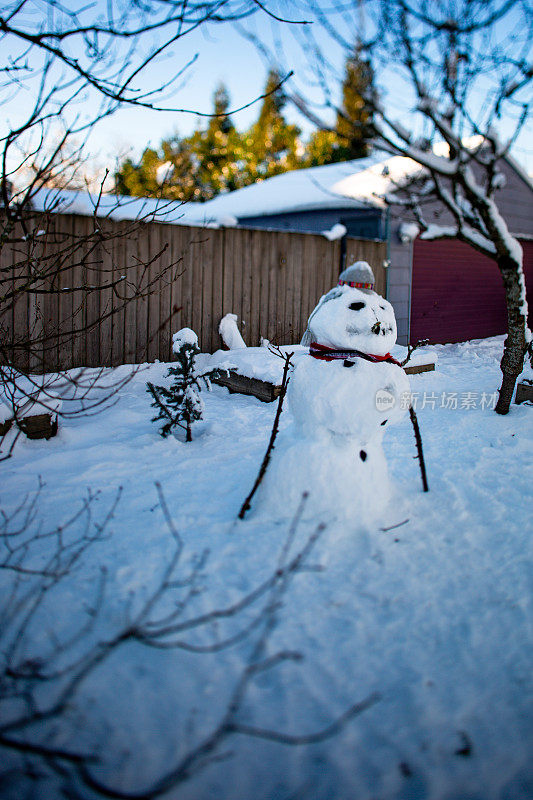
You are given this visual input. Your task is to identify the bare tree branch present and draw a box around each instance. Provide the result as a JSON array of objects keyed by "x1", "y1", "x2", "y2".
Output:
[{"x1": 0, "y1": 483, "x2": 378, "y2": 798}]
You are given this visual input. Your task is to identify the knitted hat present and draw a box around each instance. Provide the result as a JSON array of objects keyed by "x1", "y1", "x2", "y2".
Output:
[{"x1": 338, "y1": 260, "x2": 375, "y2": 290}]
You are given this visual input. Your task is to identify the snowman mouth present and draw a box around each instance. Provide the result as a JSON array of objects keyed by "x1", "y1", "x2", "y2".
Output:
[{"x1": 347, "y1": 324, "x2": 393, "y2": 337}]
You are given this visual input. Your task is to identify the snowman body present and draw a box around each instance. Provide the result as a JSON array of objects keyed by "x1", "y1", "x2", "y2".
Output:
[{"x1": 256, "y1": 281, "x2": 409, "y2": 525}]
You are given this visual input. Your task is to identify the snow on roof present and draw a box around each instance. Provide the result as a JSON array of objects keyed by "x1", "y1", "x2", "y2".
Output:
[
  {"x1": 190, "y1": 156, "x2": 385, "y2": 219},
  {"x1": 30, "y1": 142, "x2": 530, "y2": 228},
  {"x1": 31, "y1": 187, "x2": 194, "y2": 226},
  {"x1": 192, "y1": 151, "x2": 431, "y2": 219},
  {"x1": 30, "y1": 154, "x2": 395, "y2": 228},
  {"x1": 331, "y1": 155, "x2": 422, "y2": 208}
]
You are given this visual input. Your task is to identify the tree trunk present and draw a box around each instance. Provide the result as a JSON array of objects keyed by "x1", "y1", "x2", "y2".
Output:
[{"x1": 495, "y1": 254, "x2": 528, "y2": 415}]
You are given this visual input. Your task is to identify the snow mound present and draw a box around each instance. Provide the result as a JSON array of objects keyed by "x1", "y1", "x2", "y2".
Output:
[
  {"x1": 392, "y1": 344, "x2": 438, "y2": 368},
  {"x1": 398, "y1": 221, "x2": 420, "y2": 243},
  {"x1": 218, "y1": 214, "x2": 238, "y2": 227},
  {"x1": 321, "y1": 223, "x2": 347, "y2": 240},
  {"x1": 0, "y1": 399, "x2": 12, "y2": 424},
  {"x1": 218, "y1": 314, "x2": 247, "y2": 350},
  {"x1": 156, "y1": 161, "x2": 174, "y2": 185},
  {"x1": 207, "y1": 345, "x2": 307, "y2": 384},
  {"x1": 172, "y1": 327, "x2": 198, "y2": 352}
]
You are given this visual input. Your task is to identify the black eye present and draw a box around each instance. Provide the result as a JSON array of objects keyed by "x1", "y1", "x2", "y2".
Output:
[{"x1": 349, "y1": 302, "x2": 365, "y2": 311}]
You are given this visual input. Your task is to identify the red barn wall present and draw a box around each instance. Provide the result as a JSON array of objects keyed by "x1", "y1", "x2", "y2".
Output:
[{"x1": 410, "y1": 239, "x2": 533, "y2": 344}]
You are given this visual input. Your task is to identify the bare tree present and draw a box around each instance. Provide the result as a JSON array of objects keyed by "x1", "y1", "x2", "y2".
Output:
[
  {"x1": 0, "y1": 484, "x2": 378, "y2": 798},
  {"x1": 0, "y1": 192, "x2": 188, "y2": 457},
  {"x1": 0, "y1": 1, "x2": 304, "y2": 455},
  {"x1": 252, "y1": 0, "x2": 532, "y2": 414}
]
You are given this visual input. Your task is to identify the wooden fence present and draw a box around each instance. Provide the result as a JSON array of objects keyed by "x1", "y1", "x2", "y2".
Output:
[{"x1": 2, "y1": 212, "x2": 387, "y2": 372}]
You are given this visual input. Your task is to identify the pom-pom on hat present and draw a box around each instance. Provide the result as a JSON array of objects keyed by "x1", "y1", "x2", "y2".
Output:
[{"x1": 338, "y1": 260, "x2": 375, "y2": 290}]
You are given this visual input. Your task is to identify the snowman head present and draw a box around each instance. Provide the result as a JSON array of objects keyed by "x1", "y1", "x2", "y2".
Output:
[{"x1": 305, "y1": 284, "x2": 397, "y2": 356}]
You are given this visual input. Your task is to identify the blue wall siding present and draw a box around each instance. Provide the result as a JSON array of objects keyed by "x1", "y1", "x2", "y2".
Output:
[{"x1": 238, "y1": 208, "x2": 384, "y2": 240}]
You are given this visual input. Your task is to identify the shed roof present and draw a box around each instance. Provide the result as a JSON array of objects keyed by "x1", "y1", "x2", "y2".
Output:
[
  {"x1": 30, "y1": 154, "x2": 396, "y2": 228},
  {"x1": 29, "y1": 144, "x2": 531, "y2": 228},
  {"x1": 191, "y1": 156, "x2": 386, "y2": 220}
]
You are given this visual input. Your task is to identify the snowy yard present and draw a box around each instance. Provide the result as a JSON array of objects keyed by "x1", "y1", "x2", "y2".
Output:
[{"x1": 1, "y1": 335, "x2": 532, "y2": 799}]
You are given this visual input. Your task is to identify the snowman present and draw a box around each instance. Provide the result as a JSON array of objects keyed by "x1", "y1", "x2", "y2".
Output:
[{"x1": 256, "y1": 261, "x2": 410, "y2": 526}]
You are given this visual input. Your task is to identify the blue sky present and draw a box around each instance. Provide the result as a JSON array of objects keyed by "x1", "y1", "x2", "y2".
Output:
[
  {"x1": 94, "y1": 23, "x2": 284, "y2": 163},
  {"x1": 88, "y1": 7, "x2": 532, "y2": 176},
  {"x1": 2, "y1": 2, "x2": 531, "y2": 177}
]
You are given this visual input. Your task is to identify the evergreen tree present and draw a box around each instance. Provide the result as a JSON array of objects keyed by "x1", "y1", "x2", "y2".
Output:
[
  {"x1": 115, "y1": 147, "x2": 161, "y2": 197},
  {"x1": 115, "y1": 64, "x2": 372, "y2": 203},
  {"x1": 244, "y1": 70, "x2": 302, "y2": 181},
  {"x1": 305, "y1": 52, "x2": 374, "y2": 166},
  {"x1": 146, "y1": 329, "x2": 204, "y2": 442},
  {"x1": 189, "y1": 82, "x2": 245, "y2": 198},
  {"x1": 335, "y1": 53, "x2": 374, "y2": 159},
  {"x1": 305, "y1": 130, "x2": 343, "y2": 168},
  {"x1": 158, "y1": 135, "x2": 204, "y2": 200},
  {"x1": 114, "y1": 137, "x2": 202, "y2": 200},
  {"x1": 209, "y1": 83, "x2": 233, "y2": 136},
  {"x1": 115, "y1": 83, "x2": 249, "y2": 201}
]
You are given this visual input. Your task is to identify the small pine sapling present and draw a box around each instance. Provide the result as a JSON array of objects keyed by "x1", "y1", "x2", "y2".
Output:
[{"x1": 147, "y1": 328, "x2": 205, "y2": 442}]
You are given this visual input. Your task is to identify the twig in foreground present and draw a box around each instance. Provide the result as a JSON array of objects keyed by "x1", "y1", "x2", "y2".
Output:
[
  {"x1": 409, "y1": 407, "x2": 429, "y2": 492},
  {"x1": 238, "y1": 351, "x2": 293, "y2": 519}
]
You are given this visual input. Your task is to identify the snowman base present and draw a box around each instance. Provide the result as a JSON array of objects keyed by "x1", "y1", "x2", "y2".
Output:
[{"x1": 254, "y1": 426, "x2": 391, "y2": 527}]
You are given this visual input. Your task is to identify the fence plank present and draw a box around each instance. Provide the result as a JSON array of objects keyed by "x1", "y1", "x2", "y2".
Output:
[
  {"x1": 181, "y1": 227, "x2": 196, "y2": 344},
  {"x1": 265, "y1": 229, "x2": 279, "y2": 345},
  {"x1": 275, "y1": 232, "x2": 289, "y2": 345},
  {"x1": 147, "y1": 223, "x2": 163, "y2": 363},
  {"x1": 199, "y1": 229, "x2": 215, "y2": 352},
  {"x1": 158, "y1": 223, "x2": 172, "y2": 361},
  {"x1": 209, "y1": 228, "x2": 225, "y2": 352},
  {"x1": 84, "y1": 216, "x2": 101, "y2": 367},
  {"x1": 110, "y1": 221, "x2": 125, "y2": 367},
  {"x1": 300, "y1": 232, "x2": 318, "y2": 339},
  {"x1": 135, "y1": 222, "x2": 151, "y2": 363},
  {"x1": 287, "y1": 232, "x2": 304, "y2": 343},
  {"x1": 41, "y1": 214, "x2": 62, "y2": 371},
  {"x1": 230, "y1": 228, "x2": 245, "y2": 343},
  {"x1": 98, "y1": 218, "x2": 114, "y2": 367},
  {"x1": 248, "y1": 229, "x2": 260, "y2": 348},
  {"x1": 190, "y1": 231, "x2": 206, "y2": 350},
  {"x1": 70, "y1": 216, "x2": 87, "y2": 369},
  {"x1": 168, "y1": 225, "x2": 187, "y2": 355},
  {"x1": 221, "y1": 227, "x2": 234, "y2": 332},
  {"x1": 241, "y1": 229, "x2": 254, "y2": 346},
  {"x1": 56, "y1": 215, "x2": 76, "y2": 371},
  {"x1": 1, "y1": 220, "x2": 17, "y2": 368}
]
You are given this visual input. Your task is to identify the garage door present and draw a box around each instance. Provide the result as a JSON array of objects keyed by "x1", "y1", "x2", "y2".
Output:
[{"x1": 410, "y1": 239, "x2": 533, "y2": 344}]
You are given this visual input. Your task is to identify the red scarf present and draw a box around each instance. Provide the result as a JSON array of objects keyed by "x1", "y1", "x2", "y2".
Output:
[{"x1": 309, "y1": 341, "x2": 401, "y2": 366}]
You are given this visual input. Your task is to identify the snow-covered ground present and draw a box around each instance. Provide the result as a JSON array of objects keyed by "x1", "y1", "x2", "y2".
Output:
[{"x1": 1, "y1": 336, "x2": 532, "y2": 799}]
